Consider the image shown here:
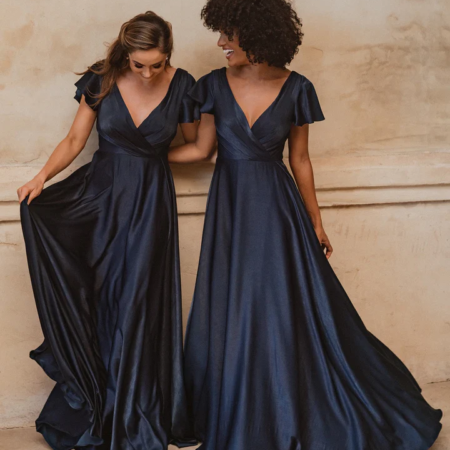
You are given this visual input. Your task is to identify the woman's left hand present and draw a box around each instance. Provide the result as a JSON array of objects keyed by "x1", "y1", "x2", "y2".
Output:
[{"x1": 314, "y1": 225, "x2": 333, "y2": 259}]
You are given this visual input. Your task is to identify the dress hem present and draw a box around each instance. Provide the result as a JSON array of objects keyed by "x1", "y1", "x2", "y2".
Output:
[{"x1": 191, "y1": 418, "x2": 443, "y2": 450}]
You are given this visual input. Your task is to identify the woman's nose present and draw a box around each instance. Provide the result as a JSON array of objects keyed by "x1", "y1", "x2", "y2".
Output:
[{"x1": 217, "y1": 34, "x2": 226, "y2": 47}]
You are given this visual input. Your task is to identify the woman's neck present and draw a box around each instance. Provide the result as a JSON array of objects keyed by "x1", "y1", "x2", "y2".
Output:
[{"x1": 229, "y1": 63, "x2": 288, "y2": 81}]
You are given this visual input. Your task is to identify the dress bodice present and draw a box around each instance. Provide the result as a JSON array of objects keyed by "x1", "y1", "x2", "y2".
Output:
[
  {"x1": 75, "y1": 68, "x2": 198, "y2": 158},
  {"x1": 188, "y1": 68, "x2": 324, "y2": 161}
]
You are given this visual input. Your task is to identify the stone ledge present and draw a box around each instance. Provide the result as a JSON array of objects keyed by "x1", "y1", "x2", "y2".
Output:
[{"x1": 1, "y1": 151, "x2": 449, "y2": 221}]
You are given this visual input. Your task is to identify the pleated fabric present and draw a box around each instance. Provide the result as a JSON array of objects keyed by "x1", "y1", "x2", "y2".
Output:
[
  {"x1": 183, "y1": 68, "x2": 442, "y2": 450},
  {"x1": 20, "y1": 68, "x2": 198, "y2": 450}
]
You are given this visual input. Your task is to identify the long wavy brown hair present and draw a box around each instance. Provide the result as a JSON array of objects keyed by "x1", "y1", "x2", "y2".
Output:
[{"x1": 79, "y1": 11, "x2": 173, "y2": 107}]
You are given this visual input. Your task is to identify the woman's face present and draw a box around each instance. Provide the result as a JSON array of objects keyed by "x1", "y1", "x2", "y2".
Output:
[
  {"x1": 217, "y1": 32, "x2": 250, "y2": 67},
  {"x1": 128, "y1": 49, "x2": 167, "y2": 81}
]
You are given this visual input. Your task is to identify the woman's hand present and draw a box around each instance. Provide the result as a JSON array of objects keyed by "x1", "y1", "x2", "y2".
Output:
[
  {"x1": 17, "y1": 175, "x2": 45, "y2": 205},
  {"x1": 314, "y1": 225, "x2": 333, "y2": 259}
]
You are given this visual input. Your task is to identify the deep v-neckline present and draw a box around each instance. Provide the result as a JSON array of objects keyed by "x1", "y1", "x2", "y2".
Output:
[
  {"x1": 223, "y1": 68, "x2": 294, "y2": 130},
  {"x1": 116, "y1": 69, "x2": 179, "y2": 130}
]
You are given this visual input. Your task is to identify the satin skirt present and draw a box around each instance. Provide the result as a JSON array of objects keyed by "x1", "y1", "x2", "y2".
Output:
[
  {"x1": 21, "y1": 148, "x2": 195, "y2": 450},
  {"x1": 184, "y1": 157, "x2": 442, "y2": 450}
]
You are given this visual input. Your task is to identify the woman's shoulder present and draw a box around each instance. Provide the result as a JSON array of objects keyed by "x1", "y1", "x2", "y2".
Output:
[
  {"x1": 174, "y1": 68, "x2": 222, "y2": 94},
  {"x1": 289, "y1": 71, "x2": 325, "y2": 126},
  {"x1": 288, "y1": 71, "x2": 321, "y2": 100},
  {"x1": 75, "y1": 62, "x2": 104, "y2": 90},
  {"x1": 172, "y1": 68, "x2": 208, "y2": 92},
  {"x1": 74, "y1": 62, "x2": 105, "y2": 109},
  {"x1": 192, "y1": 68, "x2": 224, "y2": 84},
  {"x1": 289, "y1": 70, "x2": 314, "y2": 87}
]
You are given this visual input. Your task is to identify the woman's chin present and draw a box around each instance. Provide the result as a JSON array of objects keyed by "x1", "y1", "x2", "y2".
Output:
[
  {"x1": 226, "y1": 57, "x2": 239, "y2": 67},
  {"x1": 228, "y1": 58, "x2": 254, "y2": 68}
]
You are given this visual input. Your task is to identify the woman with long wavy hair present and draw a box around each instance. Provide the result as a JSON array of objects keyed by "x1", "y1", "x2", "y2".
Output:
[
  {"x1": 169, "y1": 0, "x2": 442, "y2": 448},
  {"x1": 18, "y1": 11, "x2": 197, "y2": 450}
]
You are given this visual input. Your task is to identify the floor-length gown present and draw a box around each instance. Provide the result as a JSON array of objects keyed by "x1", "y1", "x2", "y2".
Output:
[
  {"x1": 20, "y1": 68, "x2": 198, "y2": 450},
  {"x1": 183, "y1": 68, "x2": 442, "y2": 450}
]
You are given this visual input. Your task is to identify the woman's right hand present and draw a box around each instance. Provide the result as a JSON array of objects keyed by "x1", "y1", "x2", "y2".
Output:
[{"x1": 17, "y1": 175, "x2": 45, "y2": 204}]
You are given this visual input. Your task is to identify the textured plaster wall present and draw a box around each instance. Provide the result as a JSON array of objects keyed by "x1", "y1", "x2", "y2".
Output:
[
  {"x1": 0, "y1": 0, "x2": 449, "y2": 430},
  {"x1": 1, "y1": 0, "x2": 449, "y2": 163}
]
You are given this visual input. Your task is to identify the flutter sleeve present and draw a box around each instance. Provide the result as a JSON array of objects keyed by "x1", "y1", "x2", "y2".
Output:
[
  {"x1": 187, "y1": 72, "x2": 215, "y2": 116},
  {"x1": 179, "y1": 72, "x2": 200, "y2": 123},
  {"x1": 74, "y1": 70, "x2": 102, "y2": 111},
  {"x1": 294, "y1": 77, "x2": 325, "y2": 127}
]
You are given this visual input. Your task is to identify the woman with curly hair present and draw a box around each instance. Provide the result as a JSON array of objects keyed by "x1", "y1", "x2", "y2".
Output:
[
  {"x1": 18, "y1": 11, "x2": 198, "y2": 450},
  {"x1": 169, "y1": 0, "x2": 442, "y2": 448}
]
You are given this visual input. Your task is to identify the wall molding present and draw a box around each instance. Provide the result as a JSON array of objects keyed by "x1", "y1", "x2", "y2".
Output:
[{"x1": 1, "y1": 150, "x2": 449, "y2": 221}]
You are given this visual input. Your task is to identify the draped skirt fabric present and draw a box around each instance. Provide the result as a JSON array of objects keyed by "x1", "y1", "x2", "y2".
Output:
[
  {"x1": 21, "y1": 149, "x2": 194, "y2": 450},
  {"x1": 184, "y1": 158, "x2": 442, "y2": 450}
]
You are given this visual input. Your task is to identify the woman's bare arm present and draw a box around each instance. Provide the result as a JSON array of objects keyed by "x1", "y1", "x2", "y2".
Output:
[
  {"x1": 17, "y1": 97, "x2": 97, "y2": 204},
  {"x1": 180, "y1": 121, "x2": 199, "y2": 144},
  {"x1": 288, "y1": 123, "x2": 333, "y2": 258},
  {"x1": 169, "y1": 114, "x2": 216, "y2": 163}
]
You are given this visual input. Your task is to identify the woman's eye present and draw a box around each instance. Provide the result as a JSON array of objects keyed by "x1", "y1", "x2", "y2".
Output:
[
  {"x1": 134, "y1": 64, "x2": 144, "y2": 69},
  {"x1": 153, "y1": 64, "x2": 162, "y2": 69}
]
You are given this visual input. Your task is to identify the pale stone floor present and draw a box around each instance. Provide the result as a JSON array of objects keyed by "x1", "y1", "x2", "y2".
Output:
[{"x1": 0, "y1": 382, "x2": 448, "y2": 450}]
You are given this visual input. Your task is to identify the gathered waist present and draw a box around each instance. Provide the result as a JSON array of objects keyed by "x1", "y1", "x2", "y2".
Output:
[
  {"x1": 216, "y1": 155, "x2": 284, "y2": 164},
  {"x1": 97, "y1": 136, "x2": 167, "y2": 160},
  {"x1": 217, "y1": 143, "x2": 283, "y2": 163}
]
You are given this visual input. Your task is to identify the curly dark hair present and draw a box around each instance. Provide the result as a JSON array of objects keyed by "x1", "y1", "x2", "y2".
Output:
[{"x1": 201, "y1": 0, "x2": 304, "y2": 68}]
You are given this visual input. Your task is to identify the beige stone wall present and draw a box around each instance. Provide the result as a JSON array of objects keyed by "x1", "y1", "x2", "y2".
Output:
[
  {"x1": 0, "y1": 0, "x2": 449, "y2": 429},
  {"x1": 1, "y1": 0, "x2": 449, "y2": 164}
]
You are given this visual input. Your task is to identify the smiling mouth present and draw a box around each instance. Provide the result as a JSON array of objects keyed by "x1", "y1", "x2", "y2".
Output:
[{"x1": 223, "y1": 49, "x2": 235, "y2": 59}]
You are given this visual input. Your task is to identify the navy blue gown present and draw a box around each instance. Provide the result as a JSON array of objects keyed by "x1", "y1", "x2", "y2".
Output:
[
  {"x1": 183, "y1": 68, "x2": 442, "y2": 450},
  {"x1": 20, "y1": 68, "x2": 198, "y2": 450}
]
